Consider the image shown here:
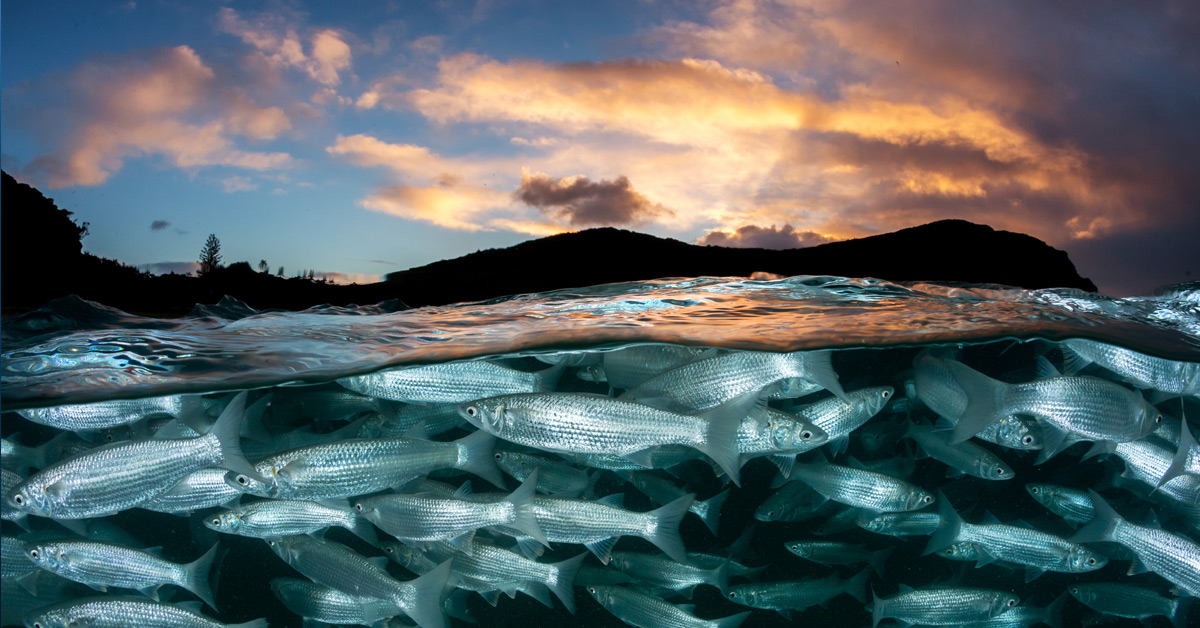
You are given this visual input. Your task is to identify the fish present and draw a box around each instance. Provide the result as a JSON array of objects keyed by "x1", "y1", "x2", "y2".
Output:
[
  {"x1": 459, "y1": 392, "x2": 745, "y2": 484},
  {"x1": 1025, "y1": 483, "x2": 1095, "y2": 524},
  {"x1": 205, "y1": 499, "x2": 375, "y2": 544},
  {"x1": 23, "y1": 539, "x2": 218, "y2": 609},
  {"x1": 870, "y1": 586, "x2": 1020, "y2": 628},
  {"x1": 494, "y1": 450, "x2": 590, "y2": 497},
  {"x1": 588, "y1": 584, "x2": 751, "y2": 628},
  {"x1": 904, "y1": 421, "x2": 1014, "y2": 480},
  {"x1": 789, "y1": 455, "x2": 935, "y2": 513},
  {"x1": 270, "y1": 577, "x2": 402, "y2": 626},
  {"x1": 857, "y1": 511, "x2": 943, "y2": 537},
  {"x1": 1061, "y1": 338, "x2": 1200, "y2": 397},
  {"x1": 6, "y1": 392, "x2": 261, "y2": 519},
  {"x1": 15, "y1": 394, "x2": 205, "y2": 431},
  {"x1": 912, "y1": 353, "x2": 1042, "y2": 451},
  {"x1": 1067, "y1": 582, "x2": 1182, "y2": 622},
  {"x1": 265, "y1": 534, "x2": 451, "y2": 628},
  {"x1": 590, "y1": 344, "x2": 713, "y2": 390},
  {"x1": 783, "y1": 540, "x2": 894, "y2": 576},
  {"x1": 337, "y1": 360, "x2": 561, "y2": 403},
  {"x1": 609, "y1": 550, "x2": 729, "y2": 597},
  {"x1": 420, "y1": 539, "x2": 587, "y2": 613},
  {"x1": 943, "y1": 357, "x2": 1162, "y2": 457},
  {"x1": 794, "y1": 386, "x2": 894, "y2": 456},
  {"x1": 618, "y1": 470, "x2": 729, "y2": 536},
  {"x1": 729, "y1": 407, "x2": 828, "y2": 476},
  {"x1": 140, "y1": 468, "x2": 241, "y2": 516},
  {"x1": 354, "y1": 471, "x2": 546, "y2": 550},
  {"x1": 725, "y1": 568, "x2": 870, "y2": 619},
  {"x1": 1072, "y1": 490, "x2": 1200, "y2": 596},
  {"x1": 22, "y1": 596, "x2": 268, "y2": 628},
  {"x1": 620, "y1": 349, "x2": 847, "y2": 412}
]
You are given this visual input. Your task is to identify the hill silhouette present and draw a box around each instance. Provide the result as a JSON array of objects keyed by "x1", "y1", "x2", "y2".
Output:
[{"x1": 1, "y1": 170, "x2": 1095, "y2": 318}]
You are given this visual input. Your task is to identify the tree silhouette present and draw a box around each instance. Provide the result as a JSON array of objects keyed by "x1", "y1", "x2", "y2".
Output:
[{"x1": 199, "y1": 234, "x2": 222, "y2": 275}]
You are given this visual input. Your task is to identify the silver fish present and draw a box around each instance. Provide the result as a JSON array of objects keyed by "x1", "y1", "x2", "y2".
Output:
[
  {"x1": 460, "y1": 392, "x2": 744, "y2": 484},
  {"x1": 140, "y1": 468, "x2": 241, "y2": 515},
  {"x1": 871, "y1": 586, "x2": 1019, "y2": 628},
  {"x1": 592, "y1": 344, "x2": 712, "y2": 390},
  {"x1": 925, "y1": 498, "x2": 1107, "y2": 580},
  {"x1": 619, "y1": 470, "x2": 729, "y2": 536},
  {"x1": 7, "y1": 392, "x2": 260, "y2": 519},
  {"x1": 783, "y1": 540, "x2": 894, "y2": 576},
  {"x1": 1061, "y1": 338, "x2": 1200, "y2": 397},
  {"x1": 790, "y1": 457, "x2": 934, "y2": 513},
  {"x1": 225, "y1": 429, "x2": 502, "y2": 500},
  {"x1": 2, "y1": 534, "x2": 38, "y2": 581},
  {"x1": 2, "y1": 468, "x2": 25, "y2": 523},
  {"x1": 337, "y1": 360, "x2": 561, "y2": 403},
  {"x1": 355, "y1": 403, "x2": 468, "y2": 439},
  {"x1": 943, "y1": 358, "x2": 1161, "y2": 458},
  {"x1": 1025, "y1": 483, "x2": 1094, "y2": 524},
  {"x1": 731, "y1": 407, "x2": 827, "y2": 476},
  {"x1": 609, "y1": 550, "x2": 729, "y2": 597},
  {"x1": 270, "y1": 577, "x2": 402, "y2": 626},
  {"x1": 620, "y1": 349, "x2": 847, "y2": 413},
  {"x1": 725, "y1": 568, "x2": 869, "y2": 619},
  {"x1": 205, "y1": 499, "x2": 375, "y2": 544},
  {"x1": 912, "y1": 354, "x2": 1042, "y2": 450},
  {"x1": 421, "y1": 539, "x2": 587, "y2": 613},
  {"x1": 23, "y1": 596, "x2": 267, "y2": 628},
  {"x1": 857, "y1": 511, "x2": 943, "y2": 537},
  {"x1": 265, "y1": 534, "x2": 450, "y2": 628},
  {"x1": 495, "y1": 451, "x2": 589, "y2": 497},
  {"x1": 355, "y1": 471, "x2": 546, "y2": 549},
  {"x1": 904, "y1": 421, "x2": 1014, "y2": 480},
  {"x1": 1072, "y1": 490, "x2": 1200, "y2": 596},
  {"x1": 795, "y1": 386, "x2": 894, "y2": 455},
  {"x1": 1067, "y1": 582, "x2": 1181, "y2": 621},
  {"x1": 24, "y1": 540, "x2": 218, "y2": 609},
  {"x1": 16, "y1": 394, "x2": 203, "y2": 431},
  {"x1": 588, "y1": 584, "x2": 751, "y2": 628}
]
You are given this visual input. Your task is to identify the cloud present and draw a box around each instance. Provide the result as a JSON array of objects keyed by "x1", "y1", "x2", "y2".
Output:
[
  {"x1": 150, "y1": 220, "x2": 170, "y2": 231},
  {"x1": 139, "y1": 261, "x2": 200, "y2": 276},
  {"x1": 222, "y1": 176, "x2": 258, "y2": 193},
  {"x1": 698, "y1": 224, "x2": 833, "y2": 249},
  {"x1": 218, "y1": 8, "x2": 353, "y2": 87},
  {"x1": 514, "y1": 171, "x2": 672, "y2": 227},
  {"x1": 359, "y1": 182, "x2": 507, "y2": 232},
  {"x1": 5, "y1": 45, "x2": 293, "y2": 188}
]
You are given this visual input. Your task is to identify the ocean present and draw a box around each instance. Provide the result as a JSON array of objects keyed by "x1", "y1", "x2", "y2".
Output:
[{"x1": 2, "y1": 275, "x2": 1198, "y2": 628}]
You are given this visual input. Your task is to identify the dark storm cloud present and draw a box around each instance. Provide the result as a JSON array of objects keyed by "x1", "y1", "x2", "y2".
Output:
[
  {"x1": 150, "y1": 220, "x2": 170, "y2": 231},
  {"x1": 699, "y1": 224, "x2": 832, "y2": 249},
  {"x1": 514, "y1": 172, "x2": 672, "y2": 227}
]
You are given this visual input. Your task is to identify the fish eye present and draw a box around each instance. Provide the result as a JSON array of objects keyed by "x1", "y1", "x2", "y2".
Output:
[
  {"x1": 801, "y1": 430, "x2": 813, "y2": 440},
  {"x1": 1070, "y1": 587, "x2": 1078, "y2": 594},
  {"x1": 211, "y1": 518, "x2": 220, "y2": 525},
  {"x1": 33, "y1": 622, "x2": 43, "y2": 628},
  {"x1": 587, "y1": 587, "x2": 596, "y2": 594},
  {"x1": 29, "y1": 549, "x2": 39, "y2": 559},
  {"x1": 881, "y1": 390, "x2": 890, "y2": 398},
  {"x1": 1155, "y1": 414, "x2": 1163, "y2": 423},
  {"x1": 466, "y1": 406, "x2": 477, "y2": 417},
  {"x1": 923, "y1": 495, "x2": 933, "y2": 503},
  {"x1": 1087, "y1": 557, "x2": 1096, "y2": 565},
  {"x1": 495, "y1": 453, "x2": 503, "y2": 460},
  {"x1": 355, "y1": 503, "x2": 363, "y2": 511},
  {"x1": 236, "y1": 475, "x2": 249, "y2": 486},
  {"x1": 106, "y1": 434, "x2": 115, "y2": 442},
  {"x1": 1023, "y1": 436, "x2": 1034, "y2": 444},
  {"x1": 729, "y1": 592, "x2": 738, "y2": 598},
  {"x1": 1030, "y1": 486, "x2": 1039, "y2": 494},
  {"x1": 385, "y1": 546, "x2": 394, "y2": 553},
  {"x1": 13, "y1": 495, "x2": 24, "y2": 505},
  {"x1": 1007, "y1": 599, "x2": 1016, "y2": 607}
]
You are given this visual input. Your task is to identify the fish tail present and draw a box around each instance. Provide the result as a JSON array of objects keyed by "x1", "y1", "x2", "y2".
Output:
[
  {"x1": 454, "y1": 429, "x2": 505, "y2": 489},
  {"x1": 695, "y1": 488, "x2": 730, "y2": 536},
  {"x1": 1171, "y1": 595, "x2": 1191, "y2": 628},
  {"x1": 698, "y1": 399, "x2": 747, "y2": 486},
  {"x1": 181, "y1": 542, "x2": 219, "y2": 611},
  {"x1": 1157, "y1": 421, "x2": 1197, "y2": 489},
  {"x1": 799, "y1": 350, "x2": 848, "y2": 402},
  {"x1": 1069, "y1": 490, "x2": 1121, "y2": 544},
  {"x1": 844, "y1": 566, "x2": 871, "y2": 604},
  {"x1": 1060, "y1": 342, "x2": 1093, "y2": 375},
  {"x1": 869, "y1": 546, "x2": 895, "y2": 578},
  {"x1": 210, "y1": 392, "x2": 267, "y2": 485},
  {"x1": 405, "y1": 559, "x2": 452, "y2": 628},
  {"x1": 922, "y1": 493, "x2": 962, "y2": 555},
  {"x1": 943, "y1": 360, "x2": 1007, "y2": 444},
  {"x1": 870, "y1": 586, "x2": 886, "y2": 628},
  {"x1": 646, "y1": 493, "x2": 694, "y2": 562},
  {"x1": 536, "y1": 363, "x2": 567, "y2": 392},
  {"x1": 345, "y1": 510, "x2": 379, "y2": 547},
  {"x1": 1041, "y1": 592, "x2": 1068, "y2": 628},
  {"x1": 549, "y1": 552, "x2": 587, "y2": 613},
  {"x1": 710, "y1": 559, "x2": 730, "y2": 597},
  {"x1": 711, "y1": 611, "x2": 752, "y2": 628},
  {"x1": 507, "y1": 469, "x2": 548, "y2": 545}
]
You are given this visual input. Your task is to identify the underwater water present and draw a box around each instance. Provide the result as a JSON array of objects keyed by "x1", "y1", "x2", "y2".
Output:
[{"x1": 2, "y1": 275, "x2": 1199, "y2": 628}]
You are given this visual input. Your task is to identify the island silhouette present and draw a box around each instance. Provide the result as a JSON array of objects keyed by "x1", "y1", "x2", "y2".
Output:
[{"x1": 1, "y1": 170, "x2": 1096, "y2": 320}]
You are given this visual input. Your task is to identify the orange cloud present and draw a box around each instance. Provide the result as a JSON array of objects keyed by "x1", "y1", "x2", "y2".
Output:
[
  {"x1": 360, "y1": 183, "x2": 508, "y2": 232},
  {"x1": 218, "y1": 8, "x2": 353, "y2": 87}
]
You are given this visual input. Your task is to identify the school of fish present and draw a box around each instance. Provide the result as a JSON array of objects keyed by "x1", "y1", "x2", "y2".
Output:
[{"x1": 2, "y1": 338, "x2": 1199, "y2": 628}]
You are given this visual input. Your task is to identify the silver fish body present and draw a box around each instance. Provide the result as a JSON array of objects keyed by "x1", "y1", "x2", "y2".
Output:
[
  {"x1": 726, "y1": 569, "x2": 869, "y2": 616},
  {"x1": 784, "y1": 540, "x2": 893, "y2": 575},
  {"x1": 337, "y1": 360, "x2": 558, "y2": 403},
  {"x1": 270, "y1": 577, "x2": 402, "y2": 626},
  {"x1": 589, "y1": 584, "x2": 751, "y2": 628},
  {"x1": 796, "y1": 386, "x2": 893, "y2": 446},
  {"x1": 597, "y1": 344, "x2": 712, "y2": 389},
  {"x1": 1025, "y1": 483, "x2": 1094, "y2": 524},
  {"x1": 1067, "y1": 582, "x2": 1180, "y2": 621},
  {"x1": 459, "y1": 392, "x2": 743, "y2": 484},
  {"x1": 16, "y1": 395, "x2": 197, "y2": 431},
  {"x1": 421, "y1": 539, "x2": 587, "y2": 613},
  {"x1": 22, "y1": 596, "x2": 267, "y2": 628},
  {"x1": 905, "y1": 421, "x2": 1013, "y2": 480},
  {"x1": 23, "y1": 540, "x2": 217, "y2": 609},
  {"x1": 735, "y1": 407, "x2": 827, "y2": 466},
  {"x1": 1062, "y1": 338, "x2": 1200, "y2": 397},
  {"x1": 205, "y1": 499, "x2": 368, "y2": 540},
  {"x1": 790, "y1": 459, "x2": 934, "y2": 512},
  {"x1": 912, "y1": 355, "x2": 1041, "y2": 450},
  {"x1": 141, "y1": 468, "x2": 241, "y2": 515},
  {"x1": 609, "y1": 550, "x2": 728, "y2": 596},
  {"x1": 620, "y1": 350, "x2": 846, "y2": 412},
  {"x1": 857, "y1": 511, "x2": 943, "y2": 537},
  {"x1": 871, "y1": 587, "x2": 1019, "y2": 628},
  {"x1": 495, "y1": 451, "x2": 589, "y2": 497}
]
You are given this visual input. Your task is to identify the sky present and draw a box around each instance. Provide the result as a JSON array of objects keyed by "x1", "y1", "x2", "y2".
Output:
[{"x1": 2, "y1": 1, "x2": 1198, "y2": 295}]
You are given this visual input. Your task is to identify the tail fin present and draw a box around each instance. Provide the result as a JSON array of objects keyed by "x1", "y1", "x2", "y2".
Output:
[
  {"x1": 869, "y1": 546, "x2": 895, "y2": 578},
  {"x1": 405, "y1": 559, "x2": 452, "y2": 628},
  {"x1": 646, "y1": 494, "x2": 695, "y2": 562},
  {"x1": 1158, "y1": 421, "x2": 1197, "y2": 489},
  {"x1": 506, "y1": 469, "x2": 547, "y2": 545},
  {"x1": 454, "y1": 430, "x2": 504, "y2": 489},
  {"x1": 1171, "y1": 595, "x2": 1192, "y2": 628},
  {"x1": 536, "y1": 363, "x2": 567, "y2": 392},
  {"x1": 922, "y1": 493, "x2": 962, "y2": 555},
  {"x1": 942, "y1": 360, "x2": 1006, "y2": 444},
  {"x1": 694, "y1": 488, "x2": 729, "y2": 536},
  {"x1": 711, "y1": 611, "x2": 752, "y2": 628},
  {"x1": 549, "y1": 552, "x2": 587, "y2": 613},
  {"x1": 1041, "y1": 592, "x2": 1068, "y2": 628},
  {"x1": 209, "y1": 392, "x2": 267, "y2": 485},
  {"x1": 1069, "y1": 490, "x2": 1122, "y2": 544},
  {"x1": 709, "y1": 560, "x2": 730, "y2": 597},
  {"x1": 698, "y1": 396, "x2": 751, "y2": 486},
  {"x1": 180, "y1": 542, "x2": 219, "y2": 611},
  {"x1": 842, "y1": 566, "x2": 871, "y2": 604},
  {"x1": 798, "y1": 350, "x2": 848, "y2": 402},
  {"x1": 871, "y1": 587, "x2": 887, "y2": 628},
  {"x1": 345, "y1": 510, "x2": 379, "y2": 547}
]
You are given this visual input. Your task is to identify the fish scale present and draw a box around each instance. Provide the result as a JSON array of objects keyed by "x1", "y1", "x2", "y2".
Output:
[
  {"x1": 1006, "y1": 377, "x2": 1157, "y2": 442},
  {"x1": 873, "y1": 587, "x2": 1019, "y2": 627},
  {"x1": 790, "y1": 461, "x2": 932, "y2": 512},
  {"x1": 270, "y1": 578, "x2": 401, "y2": 626},
  {"x1": 17, "y1": 395, "x2": 189, "y2": 431},
  {"x1": 357, "y1": 492, "x2": 523, "y2": 542},
  {"x1": 589, "y1": 585, "x2": 748, "y2": 628},
  {"x1": 337, "y1": 360, "x2": 553, "y2": 403},
  {"x1": 25, "y1": 596, "x2": 267, "y2": 628},
  {"x1": 142, "y1": 468, "x2": 240, "y2": 514},
  {"x1": 1109, "y1": 516, "x2": 1200, "y2": 595},
  {"x1": 207, "y1": 500, "x2": 359, "y2": 538},
  {"x1": 1063, "y1": 339, "x2": 1200, "y2": 395}
]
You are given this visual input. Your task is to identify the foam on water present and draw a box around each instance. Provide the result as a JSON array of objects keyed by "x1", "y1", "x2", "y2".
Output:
[{"x1": 3, "y1": 276, "x2": 1198, "y2": 410}]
